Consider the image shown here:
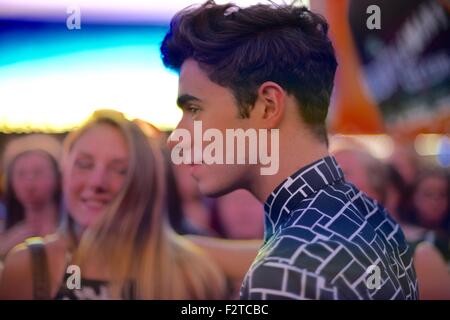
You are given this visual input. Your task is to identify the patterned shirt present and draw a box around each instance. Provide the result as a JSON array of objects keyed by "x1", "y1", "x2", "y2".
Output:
[{"x1": 240, "y1": 156, "x2": 418, "y2": 300}]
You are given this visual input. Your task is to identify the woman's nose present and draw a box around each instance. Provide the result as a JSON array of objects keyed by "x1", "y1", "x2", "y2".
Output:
[{"x1": 87, "y1": 166, "x2": 109, "y2": 192}]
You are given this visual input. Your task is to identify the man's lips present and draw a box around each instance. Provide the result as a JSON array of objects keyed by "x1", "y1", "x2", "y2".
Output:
[{"x1": 188, "y1": 163, "x2": 202, "y2": 175}]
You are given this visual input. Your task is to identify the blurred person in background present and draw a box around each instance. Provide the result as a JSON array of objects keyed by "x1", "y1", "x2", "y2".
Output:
[
  {"x1": 384, "y1": 164, "x2": 427, "y2": 241},
  {"x1": 0, "y1": 202, "x2": 6, "y2": 234},
  {"x1": 209, "y1": 189, "x2": 264, "y2": 298},
  {"x1": 0, "y1": 135, "x2": 62, "y2": 260},
  {"x1": 166, "y1": 159, "x2": 217, "y2": 236},
  {"x1": 405, "y1": 166, "x2": 450, "y2": 299},
  {"x1": 333, "y1": 144, "x2": 450, "y2": 299},
  {"x1": 210, "y1": 189, "x2": 264, "y2": 240},
  {"x1": 333, "y1": 147, "x2": 387, "y2": 203},
  {"x1": 133, "y1": 122, "x2": 211, "y2": 236},
  {"x1": 0, "y1": 172, "x2": 5, "y2": 232},
  {"x1": 0, "y1": 110, "x2": 226, "y2": 299},
  {"x1": 172, "y1": 162, "x2": 218, "y2": 236},
  {"x1": 409, "y1": 167, "x2": 450, "y2": 263},
  {"x1": 389, "y1": 143, "x2": 421, "y2": 189}
]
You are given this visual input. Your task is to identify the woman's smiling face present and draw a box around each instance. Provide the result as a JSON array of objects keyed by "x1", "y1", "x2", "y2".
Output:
[{"x1": 64, "y1": 123, "x2": 129, "y2": 228}]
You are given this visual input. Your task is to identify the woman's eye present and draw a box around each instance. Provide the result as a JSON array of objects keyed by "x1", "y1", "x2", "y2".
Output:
[
  {"x1": 74, "y1": 158, "x2": 93, "y2": 169},
  {"x1": 113, "y1": 167, "x2": 128, "y2": 176}
]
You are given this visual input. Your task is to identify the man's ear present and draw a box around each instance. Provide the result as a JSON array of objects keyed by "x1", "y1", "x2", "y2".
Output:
[{"x1": 255, "y1": 81, "x2": 286, "y2": 128}]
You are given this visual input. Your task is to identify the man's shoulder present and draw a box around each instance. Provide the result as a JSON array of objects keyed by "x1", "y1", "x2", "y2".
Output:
[
  {"x1": 242, "y1": 238, "x2": 365, "y2": 299},
  {"x1": 242, "y1": 174, "x2": 419, "y2": 299},
  {"x1": 259, "y1": 235, "x2": 369, "y2": 278},
  {"x1": 244, "y1": 235, "x2": 417, "y2": 300},
  {"x1": 266, "y1": 193, "x2": 408, "y2": 282},
  {"x1": 285, "y1": 181, "x2": 371, "y2": 222},
  {"x1": 281, "y1": 181, "x2": 401, "y2": 246}
]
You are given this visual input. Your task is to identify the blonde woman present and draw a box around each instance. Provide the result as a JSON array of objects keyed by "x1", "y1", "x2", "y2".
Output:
[{"x1": 0, "y1": 110, "x2": 226, "y2": 299}]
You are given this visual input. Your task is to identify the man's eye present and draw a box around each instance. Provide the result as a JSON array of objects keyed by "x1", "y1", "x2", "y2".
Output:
[{"x1": 186, "y1": 105, "x2": 201, "y2": 115}]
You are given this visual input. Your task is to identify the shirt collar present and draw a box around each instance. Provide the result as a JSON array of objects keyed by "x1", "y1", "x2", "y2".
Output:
[{"x1": 263, "y1": 156, "x2": 345, "y2": 242}]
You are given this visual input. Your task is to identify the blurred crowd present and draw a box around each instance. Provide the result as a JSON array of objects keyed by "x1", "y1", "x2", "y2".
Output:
[{"x1": 0, "y1": 110, "x2": 448, "y2": 299}]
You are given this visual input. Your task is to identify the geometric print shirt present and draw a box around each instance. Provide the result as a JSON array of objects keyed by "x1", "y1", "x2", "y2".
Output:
[{"x1": 240, "y1": 156, "x2": 419, "y2": 300}]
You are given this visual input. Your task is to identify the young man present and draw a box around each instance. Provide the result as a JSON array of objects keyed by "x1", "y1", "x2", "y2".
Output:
[{"x1": 161, "y1": 1, "x2": 418, "y2": 299}]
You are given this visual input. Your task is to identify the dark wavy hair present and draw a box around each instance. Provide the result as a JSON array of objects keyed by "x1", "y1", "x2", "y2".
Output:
[{"x1": 161, "y1": 0, "x2": 337, "y2": 142}]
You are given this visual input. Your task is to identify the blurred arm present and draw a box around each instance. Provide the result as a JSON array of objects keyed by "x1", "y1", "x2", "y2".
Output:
[
  {"x1": 187, "y1": 235, "x2": 261, "y2": 283},
  {"x1": 414, "y1": 241, "x2": 450, "y2": 300}
]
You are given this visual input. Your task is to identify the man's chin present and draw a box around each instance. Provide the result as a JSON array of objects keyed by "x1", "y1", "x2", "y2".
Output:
[{"x1": 197, "y1": 181, "x2": 240, "y2": 198}]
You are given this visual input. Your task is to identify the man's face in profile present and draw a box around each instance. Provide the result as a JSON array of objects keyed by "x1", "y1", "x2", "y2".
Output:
[{"x1": 172, "y1": 59, "x2": 256, "y2": 197}]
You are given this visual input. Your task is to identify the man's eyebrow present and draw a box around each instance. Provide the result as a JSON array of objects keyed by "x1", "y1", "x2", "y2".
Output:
[{"x1": 176, "y1": 94, "x2": 201, "y2": 109}]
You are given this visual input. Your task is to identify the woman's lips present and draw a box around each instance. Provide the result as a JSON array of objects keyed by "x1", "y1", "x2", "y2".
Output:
[{"x1": 81, "y1": 198, "x2": 110, "y2": 211}]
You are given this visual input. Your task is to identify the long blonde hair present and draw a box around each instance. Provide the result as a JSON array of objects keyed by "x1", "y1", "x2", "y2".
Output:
[{"x1": 62, "y1": 110, "x2": 226, "y2": 299}]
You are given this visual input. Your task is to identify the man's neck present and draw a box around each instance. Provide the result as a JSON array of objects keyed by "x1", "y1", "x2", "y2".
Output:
[{"x1": 250, "y1": 137, "x2": 329, "y2": 203}]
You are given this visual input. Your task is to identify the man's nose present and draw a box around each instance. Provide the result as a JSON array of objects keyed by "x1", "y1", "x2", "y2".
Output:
[
  {"x1": 167, "y1": 118, "x2": 193, "y2": 151},
  {"x1": 166, "y1": 129, "x2": 179, "y2": 152},
  {"x1": 167, "y1": 117, "x2": 197, "y2": 165}
]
